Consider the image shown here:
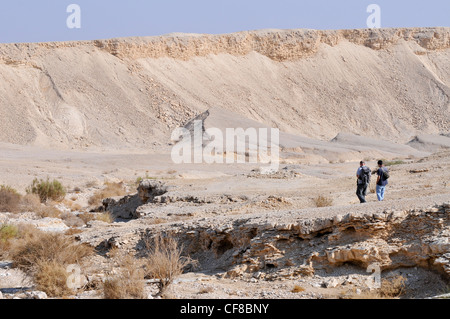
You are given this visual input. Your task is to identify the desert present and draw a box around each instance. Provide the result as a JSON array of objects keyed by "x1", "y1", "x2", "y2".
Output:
[{"x1": 0, "y1": 27, "x2": 449, "y2": 300}]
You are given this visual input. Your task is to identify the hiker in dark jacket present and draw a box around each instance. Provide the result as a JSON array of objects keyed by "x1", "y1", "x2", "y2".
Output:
[
  {"x1": 376, "y1": 160, "x2": 389, "y2": 201},
  {"x1": 356, "y1": 161, "x2": 371, "y2": 203}
]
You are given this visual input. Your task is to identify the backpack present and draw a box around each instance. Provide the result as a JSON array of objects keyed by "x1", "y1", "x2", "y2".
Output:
[
  {"x1": 381, "y1": 168, "x2": 390, "y2": 180},
  {"x1": 360, "y1": 166, "x2": 371, "y2": 184}
]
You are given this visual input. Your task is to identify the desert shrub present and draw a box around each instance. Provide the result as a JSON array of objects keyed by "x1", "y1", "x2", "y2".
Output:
[
  {"x1": 313, "y1": 195, "x2": 333, "y2": 207},
  {"x1": 9, "y1": 228, "x2": 93, "y2": 273},
  {"x1": 0, "y1": 224, "x2": 19, "y2": 257},
  {"x1": 34, "y1": 259, "x2": 73, "y2": 298},
  {"x1": 0, "y1": 185, "x2": 22, "y2": 213},
  {"x1": 379, "y1": 275, "x2": 407, "y2": 298},
  {"x1": 0, "y1": 224, "x2": 18, "y2": 242},
  {"x1": 88, "y1": 182, "x2": 127, "y2": 207},
  {"x1": 64, "y1": 228, "x2": 83, "y2": 236},
  {"x1": 26, "y1": 178, "x2": 66, "y2": 203},
  {"x1": 103, "y1": 254, "x2": 146, "y2": 299},
  {"x1": 144, "y1": 234, "x2": 197, "y2": 296},
  {"x1": 292, "y1": 285, "x2": 306, "y2": 293},
  {"x1": 35, "y1": 205, "x2": 62, "y2": 219},
  {"x1": 78, "y1": 212, "x2": 96, "y2": 225},
  {"x1": 61, "y1": 212, "x2": 85, "y2": 228},
  {"x1": 383, "y1": 160, "x2": 406, "y2": 166},
  {"x1": 96, "y1": 212, "x2": 114, "y2": 224},
  {"x1": 20, "y1": 193, "x2": 42, "y2": 212}
]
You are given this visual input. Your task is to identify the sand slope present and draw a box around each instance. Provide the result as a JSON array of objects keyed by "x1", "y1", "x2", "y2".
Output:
[{"x1": 0, "y1": 28, "x2": 449, "y2": 151}]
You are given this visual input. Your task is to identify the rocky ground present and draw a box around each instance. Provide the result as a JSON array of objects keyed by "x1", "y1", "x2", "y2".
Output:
[{"x1": 1, "y1": 150, "x2": 449, "y2": 300}]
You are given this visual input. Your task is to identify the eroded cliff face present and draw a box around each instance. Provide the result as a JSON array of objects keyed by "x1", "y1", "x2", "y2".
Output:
[
  {"x1": 2, "y1": 28, "x2": 450, "y2": 62},
  {"x1": 0, "y1": 28, "x2": 449, "y2": 149},
  {"x1": 141, "y1": 202, "x2": 450, "y2": 281}
]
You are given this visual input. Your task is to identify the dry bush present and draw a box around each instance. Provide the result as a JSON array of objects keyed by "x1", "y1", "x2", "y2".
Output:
[
  {"x1": 34, "y1": 259, "x2": 73, "y2": 298},
  {"x1": 292, "y1": 285, "x2": 306, "y2": 293},
  {"x1": 77, "y1": 212, "x2": 113, "y2": 225},
  {"x1": 96, "y1": 212, "x2": 114, "y2": 224},
  {"x1": 313, "y1": 195, "x2": 333, "y2": 207},
  {"x1": 144, "y1": 234, "x2": 197, "y2": 296},
  {"x1": 379, "y1": 275, "x2": 407, "y2": 298},
  {"x1": 2, "y1": 224, "x2": 92, "y2": 298},
  {"x1": 35, "y1": 205, "x2": 62, "y2": 219},
  {"x1": 0, "y1": 224, "x2": 19, "y2": 257},
  {"x1": 61, "y1": 212, "x2": 85, "y2": 228},
  {"x1": 88, "y1": 182, "x2": 127, "y2": 207},
  {"x1": 9, "y1": 228, "x2": 93, "y2": 273},
  {"x1": 342, "y1": 275, "x2": 408, "y2": 299},
  {"x1": 198, "y1": 286, "x2": 214, "y2": 294},
  {"x1": 20, "y1": 193, "x2": 42, "y2": 212},
  {"x1": 26, "y1": 178, "x2": 66, "y2": 203},
  {"x1": 62, "y1": 199, "x2": 82, "y2": 212},
  {"x1": 78, "y1": 212, "x2": 96, "y2": 225},
  {"x1": 103, "y1": 254, "x2": 146, "y2": 299},
  {"x1": 65, "y1": 228, "x2": 83, "y2": 236},
  {"x1": 0, "y1": 223, "x2": 18, "y2": 242},
  {"x1": 0, "y1": 185, "x2": 22, "y2": 213}
]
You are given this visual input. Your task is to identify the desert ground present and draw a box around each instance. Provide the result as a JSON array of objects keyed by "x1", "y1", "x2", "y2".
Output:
[{"x1": 0, "y1": 27, "x2": 449, "y2": 300}]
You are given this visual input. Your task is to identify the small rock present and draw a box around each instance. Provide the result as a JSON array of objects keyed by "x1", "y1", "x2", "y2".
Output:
[
  {"x1": 322, "y1": 278, "x2": 341, "y2": 289},
  {"x1": 26, "y1": 291, "x2": 48, "y2": 299}
]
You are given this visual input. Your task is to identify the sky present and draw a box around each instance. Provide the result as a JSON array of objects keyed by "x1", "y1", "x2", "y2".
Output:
[{"x1": 0, "y1": 0, "x2": 449, "y2": 43}]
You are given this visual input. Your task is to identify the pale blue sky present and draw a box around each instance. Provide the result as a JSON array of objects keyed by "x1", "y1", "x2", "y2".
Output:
[{"x1": 0, "y1": 0, "x2": 449, "y2": 43}]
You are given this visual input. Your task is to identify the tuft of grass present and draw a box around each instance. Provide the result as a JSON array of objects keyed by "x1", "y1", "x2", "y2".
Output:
[
  {"x1": 0, "y1": 224, "x2": 19, "y2": 257},
  {"x1": 96, "y1": 212, "x2": 114, "y2": 224},
  {"x1": 88, "y1": 182, "x2": 127, "y2": 207},
  {"x1": 379, "y1": 275, "x2": 407, "y2": 298},
  {"x1": 1, "y1": 224, "x2": 92, "y2": 298},
  {"x1": 0, "y1": 224, "x2": 19, "y2": 242},
  {"x1": 144, "y1": 234, "x2": 197, "y2": 297},
  {"x1": 292, "y1": 285, "x2": 306, "y2": 293},
  {"x1": 26, "y1": 177, "x2": 66, "y2": 203},
  {"x1": 103, "y1": 254, "x2": 146, "y2": 299},
  {"x1": 8, "y1": 227, "x2": 93, "y2": 273},
  {"x1": 78, "y1": 212, "x2": 114, "y2": 225},
  {"x1": 198, "y1": 286, "x2": 214, "y2": 294},
  {"x1": 65, "y1": 228, "x2": 83, "y2": 236},
  {"x1": 343, "y1": 275, "x2": 408, "y2": 299},
  {"x1": 383, "y1": 160, "x2": 406, "y2": 167},
  {"x1": 61, "y1": 212, "x2": 85, "y2": 228},
  {"x1": 313, "y1": 195, "x2": 333, "y2": 208},
  {"x1": 20, "y1": 193, "x2": 42, "y2": 212},
  {"x1": 77, "y1": 212, "x2": 96, "y2": 225},
  {"x1": 34, "y1": 259, "x2": 73, "y2": 298},
  {"x1": 35, "y1": 205, "x2": 62, "y2": 219}
]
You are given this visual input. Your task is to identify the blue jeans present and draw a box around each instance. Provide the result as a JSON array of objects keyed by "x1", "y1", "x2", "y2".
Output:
[{"x1": 376, "y1": 185, "x2": 386, "y2": 201}]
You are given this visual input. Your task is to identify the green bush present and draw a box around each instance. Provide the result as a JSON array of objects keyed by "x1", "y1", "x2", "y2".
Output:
[
  {"x1": 0, "y1": 224, "x2": 18, "y2": 243},
  {"x1": 26, "y1": 178, "x2": 66, "y2": 203}
]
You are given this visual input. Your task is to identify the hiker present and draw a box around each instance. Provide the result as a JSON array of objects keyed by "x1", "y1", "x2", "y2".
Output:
[
  {"x1": 376, "y1": 160, "x2": 389, "y2": 201},
  {"x1": 356, "y1": 161, "x2": 371, "y2": 203}
]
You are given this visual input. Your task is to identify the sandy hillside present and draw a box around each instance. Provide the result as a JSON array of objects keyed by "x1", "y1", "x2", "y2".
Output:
[{"x1": 0, "y1": 27, "x2": 449, "y2": 152}]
